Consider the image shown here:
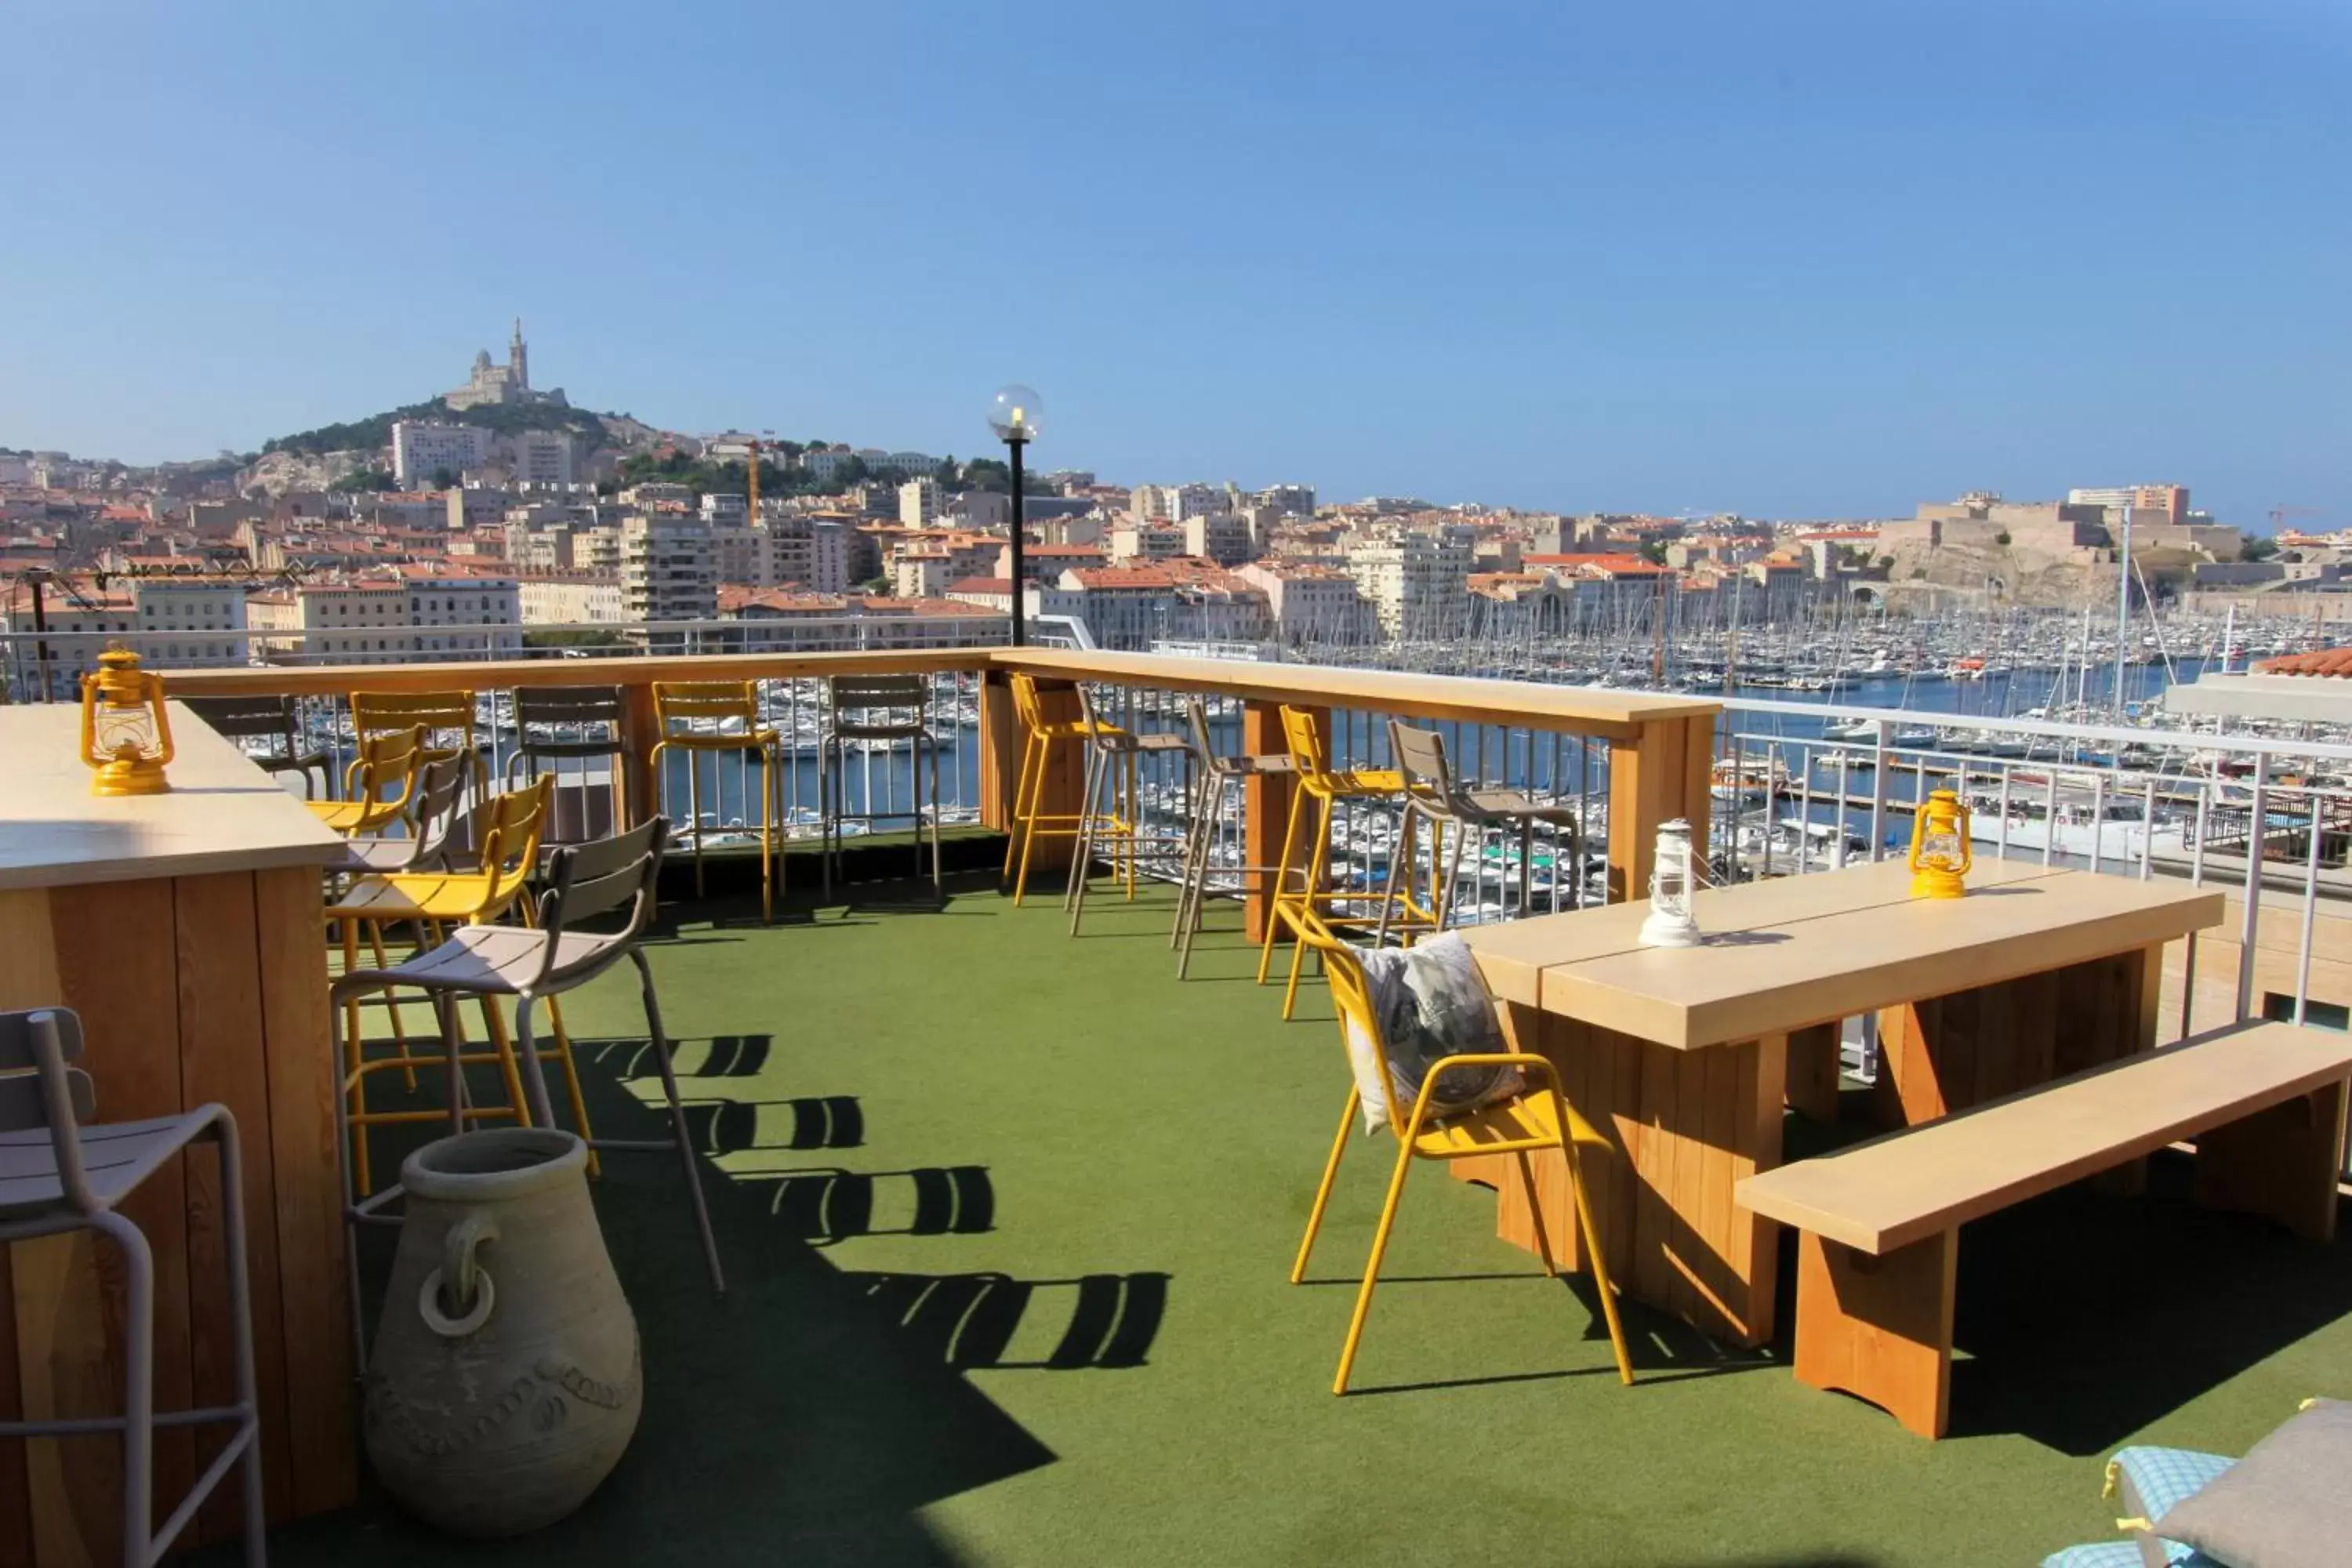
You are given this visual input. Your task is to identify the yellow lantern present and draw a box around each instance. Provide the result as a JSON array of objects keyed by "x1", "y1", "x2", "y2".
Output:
[
  {"x1": 80, "y1": 644, "x2": 175, "y2": 797},
  {"x1": 1907, "y1": 788, "x2": 1972, "y2": 898}
]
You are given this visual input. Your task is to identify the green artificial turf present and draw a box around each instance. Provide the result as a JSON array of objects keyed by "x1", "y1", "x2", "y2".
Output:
[{"x1": 227, "y1": 869, "x2": 2352, "y2": 1568}]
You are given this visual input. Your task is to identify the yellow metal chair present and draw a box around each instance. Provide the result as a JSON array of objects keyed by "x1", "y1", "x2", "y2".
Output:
[
  {"x1": 650, "y1": 681, "x2": 782, "y2": 923},
  {"x1": 326, "y1": 776, "x2": 595, "y2": 1196},
  {"x1": 347, "y1": 688, "x2": 488, "y2": 805},
  {"x1": 998, "y1": 671, "x2": 1126, "y2": 907},
  {"x1": 1257, "y1": 704, "x2": 1412, "y2": 1019},
  {"x1": 1287, "y1": 913, "x2": 1635, "y2": 1394},
  {"x1": 305, "y1": 724, "x2": 430, "y2": 836}
]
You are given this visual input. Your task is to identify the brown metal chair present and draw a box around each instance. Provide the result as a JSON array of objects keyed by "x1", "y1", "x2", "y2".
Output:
[
  {"x1": 506, "y1": 685, "x2": 630, "y2": 848},
  {"x1": 1172, "y1": 695, "x2": 1297, "y2": 978},
  {"x1": 821, "y1": 674, "x2": 943, "y2": 901},
  {"x1": 187, "y1": 693, "x2": 331, "y2": 798},
  {"x1": 0, "y1": 1007, "x2": 267, "y2": 1566},
  {"x1": 1377, "y1": 720, "x2": 1582, "y2": 946}
]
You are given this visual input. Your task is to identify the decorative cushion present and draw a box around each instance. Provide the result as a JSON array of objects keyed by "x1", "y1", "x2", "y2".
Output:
[
  {"x1": 2045, "y1": 1545, "x2": 2161, "y2": 1568},
  {"x1": 2111, "y1": 1446, "x2": 2236, "y2": 1568},
  {"x1": 1342, "y1": 934, "x2": 1523, "y2": 1134},
  {"x1": 2149, "y1": 1399, "x2": 2352, "y2": 1568}
]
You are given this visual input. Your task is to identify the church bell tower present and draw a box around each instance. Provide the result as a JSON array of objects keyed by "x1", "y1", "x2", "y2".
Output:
[{"x1": 509, "y1": 318, "x2": 528, "y2": 391}]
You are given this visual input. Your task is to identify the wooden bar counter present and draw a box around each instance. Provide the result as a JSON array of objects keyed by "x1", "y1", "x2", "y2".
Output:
[{"x1": 0, "y1": 702, "x2": 354, "y2": 1564}]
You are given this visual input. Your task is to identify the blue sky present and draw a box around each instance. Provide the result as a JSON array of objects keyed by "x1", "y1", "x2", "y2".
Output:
[{"x1": 3, "y1": 1, "x2": 2344, "y2": 525}]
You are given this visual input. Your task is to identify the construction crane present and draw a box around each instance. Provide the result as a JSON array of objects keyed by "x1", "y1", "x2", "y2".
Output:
[{"x1": 2270, "y1": 504, "x2": 2322, "y2": 532}]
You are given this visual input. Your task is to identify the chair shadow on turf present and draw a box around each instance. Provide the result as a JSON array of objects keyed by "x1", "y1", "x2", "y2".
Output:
[
  {"x1": 844, "y1": 1270, "x2": 1171, "y2": 1370},
  {"x1": 301, "y1": 1052, "x2": 1073, "y2": 1566}
]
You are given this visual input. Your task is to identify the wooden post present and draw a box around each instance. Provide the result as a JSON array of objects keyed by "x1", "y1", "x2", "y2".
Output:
[
  {"x1": 1606, "y1": 713, "x2": 1714, "y2": 905},
  {"x1": 1242, "y1": 700, "x2": 1315, "y2": 944},
  {"x1": 975, "y1": 669, "x2": 1018, "y2": 833}
]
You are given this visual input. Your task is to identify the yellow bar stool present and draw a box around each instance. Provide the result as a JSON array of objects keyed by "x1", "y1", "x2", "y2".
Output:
[
  {"x1": 305, "y1": 724, "x2": 429, "y2": 836},
  {"x1": 1287, "y1": 913, "x2": 1635, "y2": 1395},
  {"x1": 998, "y1": 671, "x2": 1125, "y2": 907},
  {"x1": 1256, "y1": 704, "x2": 1408, "y2": 1020},
  {"x1": 326, "y1": 777, "x2": 597, "y2": 1197},
  {"x1": 649, "y1": 681, "x2": 783, "y2": 923}
]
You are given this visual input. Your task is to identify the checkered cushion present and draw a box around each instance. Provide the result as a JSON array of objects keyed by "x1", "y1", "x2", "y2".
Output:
[
  {"x1": 2111, "y1": 1446, "x2": 2234, "y2": 1568},
  {"x1": 2044, "y1": 1545, "x2": 2151, "y2": 1568}
]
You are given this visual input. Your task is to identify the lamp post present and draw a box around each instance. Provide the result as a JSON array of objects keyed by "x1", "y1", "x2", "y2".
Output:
[{"x1": 986, "y1": 384, "x2": 1042, "y2": 645}]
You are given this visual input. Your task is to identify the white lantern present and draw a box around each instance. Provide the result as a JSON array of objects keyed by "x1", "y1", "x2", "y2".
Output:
[{"x1": 1639, "y1": 818, "x2": 1703, "y2": 948}]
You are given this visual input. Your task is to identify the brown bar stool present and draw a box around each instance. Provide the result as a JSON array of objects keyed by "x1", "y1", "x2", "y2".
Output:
[
  {"x1": 187, "y1": 692, "x2": 331, "y2": 798},
  {"x1": 822, "y1": 673, "x2": 945, "y2": 901},
  {"x1": 1066, "y1": 684, "x2": 1196, "y2": 935},
  {"x1": 506, "y1": 685, "x2": 630, "y2": 846},
  {"x1": 1172, "y1": 695, "x2": 1296, "y2": 978},
  {"x1": 1377, "y1": 720, "x2": 1581, "y2": 944},
  {"x1": 650, "y1": 681, "x2": 782, "y2": 923},
  {"x1": 0, "y1": 1007, "x2": 268, "y2": 1566}
]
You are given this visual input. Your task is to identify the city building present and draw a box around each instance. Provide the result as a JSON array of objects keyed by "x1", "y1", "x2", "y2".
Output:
[
  {"x1": 2069, "y1": 484, "x2": 2190, "y2": 527},
  {"x1": 1182, "y1": 512, "x2": 1256, "y2": 567},
  {"x1": 390, "y1": 423, "x2": 490, "y2": 488},
  {"x1": 899, "y1": 477, "x2": 941, "y2": 528},
  {"x1": 1345, "y1": 526, "x2": 1475, "y2": 638},
  {"x1": 511, "y1": 430, "x2": 575, "y2": 486},
  {"x1": 517, "y1": 574, "x2": 625, "y2": 626},
  {"x1": 398, "y1": 568, "x2": 522, "y2": 658},
  {"x1": 622, "y1": 513, "x2": 717, "y2": 646},
  {"x1": 132, "y1": 578, "x2": 249, "y2": 668}
]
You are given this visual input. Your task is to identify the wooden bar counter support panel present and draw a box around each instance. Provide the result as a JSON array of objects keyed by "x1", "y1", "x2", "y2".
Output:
[{"x1": 0, "y1": 705, "x2": 354, "y2": 1566}]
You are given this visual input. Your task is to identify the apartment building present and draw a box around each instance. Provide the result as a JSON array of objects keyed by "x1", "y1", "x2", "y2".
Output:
[
  {"x1": 768, "y1": 514, "x2": 851, "y2": 593},
  {"x1": 1345, "y1": 526, "x2": 1475, "y2": 638},
  {"x1": 390, "y1": 421, "x2": 492, "y2": 487},
  {"x1": 899, "y1": 477, "x2": 941, "y2": 528},
  {"x1": 511, "y1": 430, "x2": 575, "y2": 486},
  {"x1": 622, "y1": 513, "x2": 717, "y2": 645},
  {"x1": 1182, "y1": 511, "x2": 1256, "y2": 567},
  {"x1": 132, "y1": 579, "x2": 249, "y2": 668},
  {"x1": 400, "y1": 568, "x2": 522, "y2": 657},
  {"x1": 1, "y1": 583, "x2": 137, "y2": 691},
  {"x1": 1234, "y1": 562, "x2": 1373, "y2": 644},
  {"x1": 518, "y1": 574, "x2": 625, "y2": 626}
]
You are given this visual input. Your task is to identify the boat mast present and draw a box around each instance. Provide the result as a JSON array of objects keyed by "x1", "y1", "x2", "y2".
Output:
[{"x1": 2112, "y1": 501, "x2": 2133, "y2": 720}]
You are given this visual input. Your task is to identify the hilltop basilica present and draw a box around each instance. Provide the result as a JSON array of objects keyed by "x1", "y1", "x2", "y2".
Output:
[{"x1": 444, "y1": 320, "x2": 567, "y2": 411}]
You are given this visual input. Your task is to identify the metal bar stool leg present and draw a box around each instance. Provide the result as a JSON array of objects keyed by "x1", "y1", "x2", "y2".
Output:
[
  {"x1": 927, "y1": 731, "x2": 943, "y2": 893},
  {"x1": 214, "y1": 1117, "x2": 268, "y2": 1568},
  {"x1": 633, "y1": 947, "x2": 725, "y2": 1294}
]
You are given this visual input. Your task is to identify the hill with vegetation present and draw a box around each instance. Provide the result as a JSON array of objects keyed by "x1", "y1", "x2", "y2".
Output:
[{"x1": 261, "y1": 397, "x2": 621, "y2": 457}]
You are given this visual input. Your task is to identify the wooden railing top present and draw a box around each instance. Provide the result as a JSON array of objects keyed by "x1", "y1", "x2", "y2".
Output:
[
  {"x1": 164, "y1": 645, "x2": 1719, "y2": 739},
  {"x1": 169, "y1": 647, "x2": 986, "y2": 698},
  {"x1": 990, "y1": 648, "x2": 1717, "y2": 738}
]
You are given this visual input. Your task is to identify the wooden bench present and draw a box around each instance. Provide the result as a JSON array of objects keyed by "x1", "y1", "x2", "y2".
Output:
[{"x1": 1735, "y1": 1021, "x2": 2352, "y2": 1438}]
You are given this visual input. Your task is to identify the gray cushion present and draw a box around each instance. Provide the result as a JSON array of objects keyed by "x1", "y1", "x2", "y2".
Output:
[
  {"x1": 2111, "y1": 1445, "x2": 2234, "y2": 1568},
  {"x1": 2150, "y1": 1399, "x2": 2352, "y2": 1568},
  {"x1": 1344, "y1": 935, "x2": 1522, "y2": 1133}
]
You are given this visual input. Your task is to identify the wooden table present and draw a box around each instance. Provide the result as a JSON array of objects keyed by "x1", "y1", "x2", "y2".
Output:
[
  {"x1": 0, "y1": 702, "x2": 354, "y2": 1564},
  {"x1": 1459, "y1": 860, "x2": 2226, "y2": 1347}
]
